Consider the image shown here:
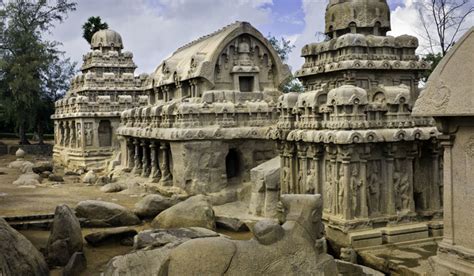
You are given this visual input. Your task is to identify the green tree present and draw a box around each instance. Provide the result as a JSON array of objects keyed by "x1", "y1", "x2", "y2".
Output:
[
  {"x1": 267, "y1": 34, "x2": 304, "y2": 93},
  {"x1": 417, "y1": 0, "x2": 473, "y2": 79},
  {"x1": 0, "y1": 0, "x2": 76, "y2": 144},
  {"x1": 82, "y1": 16, "x2": 108, "y2": 44}
]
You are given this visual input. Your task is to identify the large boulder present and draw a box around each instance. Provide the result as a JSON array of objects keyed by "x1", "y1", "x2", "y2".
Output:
[
  {"x1": 85, "y1": 227, "x2": 137, "y2": 246},
  {"x1": 32, "y1": 161, "x2": 54, "y2": 174},
  {"x1": 133, "y1": 194, "x2": 179, "y2": 218},
  {"x1": 151, "y1": 195, "x2": 215, "y2": 230},
  {"x1": 82, "y1": 170, "x2": 97, "y2": 184},
  {"x1": 12, "y1": 172, "x2": 41, "y2": 186},
  {"x1": 0, "y1": 217, "x2": 49, "y2": 276},
  {"x1": 46, "y1": 205, "x2": 83, "y2": 266},
  {"x1": 75, "y1": 200, "x2": 141, "y2": 227},
  {"x1": 63, "y1": 252, "x2": 87, "y2": 276},
  {"x1": 104, "y1": 227, "x2": 221, "y2": 276}
]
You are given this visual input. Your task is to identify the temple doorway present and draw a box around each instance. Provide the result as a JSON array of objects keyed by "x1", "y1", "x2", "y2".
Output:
[
  {"x1": 98, "y1": 120, "x2": 112, "y2": 147},
  {"x1": 226, "y1": 148, "x2": 241, "y2": 179}
]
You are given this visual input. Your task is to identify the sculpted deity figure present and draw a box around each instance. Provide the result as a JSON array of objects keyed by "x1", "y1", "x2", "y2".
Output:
[
  {"x1": 350, "y1": 165, "x2": 362, "y2": 216},
  {"x1": 325, "y1": 163, "x2": 333, "y2": 213},
  {"x1": 282, "y1": 166, "x2": 290, "y2": 193},
  {"x1": 399, "y1": 166, "x2": 411, "y2": 210},
  {"x1": 76, "y1": 123, "x2": 82, "y2": 148},
  {"x1": 393, "y1": 161, "x2": 402, "y2": 210},
  {"x1": 298, "y1": 169, "x2": 305, "y2": 194},
  {"x1": 367, "y1": 162, "x2": 381, "y2": 214},
  {"x1": 85, "y1": 123, "x2": 93, "y2": 146}
]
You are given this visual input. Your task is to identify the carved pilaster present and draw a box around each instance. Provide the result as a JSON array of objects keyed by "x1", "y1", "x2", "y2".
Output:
[
  {"x1": 384, "y1": 144, "x2": 396, "y2": 215},
  {"x1": 132, "y1": 138, "x2": 142, "y2": 175},
  {"x1": 149, "y1": 141, "x2": 161, "y2": 181},
  {"x1": 159, "y1": 143, "x2": 172, "y2": 184},
  {"x1": 440, "y1": 135, "x2": 455, "y2": 245},
  {"x1": 339, "y1": 145, "x2": 353, "y2": 220},
  {"x1": 141, "y1": 140, "x2": 150, "y2": 177}
]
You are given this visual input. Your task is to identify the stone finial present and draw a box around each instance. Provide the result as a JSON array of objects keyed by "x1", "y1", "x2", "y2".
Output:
[{"x1": 15, "y1": 148, "x2": 26, "y2": 158}]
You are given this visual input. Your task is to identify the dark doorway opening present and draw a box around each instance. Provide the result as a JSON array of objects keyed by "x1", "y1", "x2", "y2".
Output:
[
  {"x1": 226, "y1": 148, "x2": 240, "y2": 179},
  {"x1": 239, "y1": 76, "x2": 254, "y2": 92},
  {"x1": 98, "y1": 120, "x2": 112, "y2": 147}
]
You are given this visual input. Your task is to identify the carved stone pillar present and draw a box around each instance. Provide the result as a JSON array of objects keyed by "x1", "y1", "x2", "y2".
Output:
[
  {"x1": 149, "y1": 141, "x2": 161, "y2": 181},
  {"x1": 440, "y1": 137, "x2": 455, "y2": 245},
  {"x1": 132, "y1": 139, "x2": 142, "y2": 175},
  {"x1": 407, "y1": 149, "x2": 417, "y2": 212},
  {"x1": 340, "y1": 146, "x2": 352, "y2": 220},
  {"x1": 159, "y1": 143, "x2": 171, "y2": 184},
  {"x1": 385, "y1": 145, "x2": 396, "y2": 215},
  {"x1": 64, "y1": 122, "x2": 70, "y2": 147},
  {"x1": 360, "y1": 158, "x2": 369, "y2": 218},
  {"x1": 431, "y1": 145, "x2": 441, "y2": 210},
  {"x1": 127, "y1": 138, "x2": 135, "y2": 170},
  {"x1": 141, "y1": 140, "x2": 150, "y2": 177},
  {"x1": 311, "y1": 144, "x2": 323, "y2": 195},
  {"x1": 297, "y1": 143, "x2": 307, "y2": 194},
  {"x1": 277, "y1": 141, "x2": 287, "y2": 194}
]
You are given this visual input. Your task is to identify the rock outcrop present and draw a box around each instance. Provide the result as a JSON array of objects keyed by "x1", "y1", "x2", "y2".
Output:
[
  {"x1": 165, "y1": 195, "x2": 337, "y2": 275},
  {"x1": 75, "y1": 200, "x2": 141, "y2": 227},
  {"x1": 134, "y1": 194, "x2": 178, "y2": 218},
  {"x1": 0, "y1": 217, "x2": 49, "y2": 276},
  {"x1": 85, "y1": 227, "x2": 137, "y2": 246},
  {"x1": 46, "y1": 205, "x2": 83, "y2": 266},
  {"x1": 151, "y1": 195, "x2": 215, "y2": 230}
]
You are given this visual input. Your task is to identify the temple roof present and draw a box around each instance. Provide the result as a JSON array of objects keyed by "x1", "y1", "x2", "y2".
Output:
[
  {"x1": 413, "y1": 28, "x2": 474, "y2": 117},
  {"x1": 325, "y1": 0, "x2": 391, "y2": 35},
  {"x1": 149, "y1": 21, "x2": 290, "y2": 88},
  {"x1": 91, "y1": 29, "x2": 123, "y2": 50}
]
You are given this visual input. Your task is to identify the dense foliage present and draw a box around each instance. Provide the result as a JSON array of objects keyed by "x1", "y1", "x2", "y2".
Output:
[
  {"x1": 267, "y1": 34, "x2": 304, "y2": 93},
  {"x1": 0, "y1": 0, "x2": 77, "y2": 144},
  {"x1": 82, "y1": 16, "x2": 108, "y2": 44}
]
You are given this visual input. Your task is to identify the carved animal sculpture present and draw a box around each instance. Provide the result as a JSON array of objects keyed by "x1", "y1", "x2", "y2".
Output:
[{"x1": 159, "y1": 194, "x2": 337, "y2": 275}]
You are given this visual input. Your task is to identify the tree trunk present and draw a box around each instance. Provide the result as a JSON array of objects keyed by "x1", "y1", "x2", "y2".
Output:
[
  {"x1": 18, "y1": 123, "x2": 30, "y2": 145},
  {"x1": 37, "y1": 123, "x2": 44, "y2": 145}
]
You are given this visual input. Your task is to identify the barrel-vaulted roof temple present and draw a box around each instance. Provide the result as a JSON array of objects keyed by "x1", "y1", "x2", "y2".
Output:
[{"x1": 52, "y1": 0, "x2": 456, "y2": 264}]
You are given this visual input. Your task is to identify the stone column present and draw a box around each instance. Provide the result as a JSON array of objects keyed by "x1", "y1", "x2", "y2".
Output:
[
  {"x1": 64, "y1": 121, "x2": 70, "y2": 147},
  {"x1": 360, "y1": 158, "x2": 369, "y2": 218},
  {"x1": 441, "y1": 137, "x2": 455, "y2": 245},
  {"x1": 431, "y1": 146, "x2": 441, "y2": 210},
  {"x1": 385, "y1": 146, "x2": 396, "y2": 215},
  {"x1": 159, "y1": 143, "x2": 171, "y2": 184},
  {"x1": 127, "y1": 138, "x2": 135, "y2": 170},
  {"x1": 407, "y1": 152, "x2": 416, "y2": 212},
  {"x1": 297, "y1": 143, "x2": 307, "y2": 194},
  {"x1": 132, "y1": 139, "x2": 142, "y2": 175},
  {"x1": 149, "y1": 141, "x2": 161, "y2": 181},
  {"x1": 341, "y1": 149, "x2": 352, "y2": 220},
  {"x1": 277, "y1": 142, "x2": 287, "y2": 194},
  {"x1": 141, "y1": 140, "x2": 150, "y2": 177}
]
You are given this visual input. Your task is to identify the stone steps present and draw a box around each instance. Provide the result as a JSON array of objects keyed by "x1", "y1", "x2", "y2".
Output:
[{"x1": 2, "y1": 213, "x2": 54, "y2": 230}]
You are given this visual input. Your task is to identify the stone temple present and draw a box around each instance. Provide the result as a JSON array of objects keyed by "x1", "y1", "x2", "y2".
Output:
[
  {"x1": 50, "y1": 0, "x2": 456, "y2": 266},
  {"x1": 267, "y1": 0, "x2": 442, "y2": 249},
  {"x1": 52, "y1": 29, "x2": 148, "y2": 171},
  {"x1": 116, "y1": 22, "x2": 290, "y2": 193}
]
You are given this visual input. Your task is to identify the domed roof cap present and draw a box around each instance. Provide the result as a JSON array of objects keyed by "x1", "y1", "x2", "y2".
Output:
[
  {"x1": 91, "y1": 29, "x2": 123, "y2": 50},
  {"x1": 327, "y1": 85, "x2": 368, "y2": 105},
  {"x1": 325, "y1": 0, "x2": 391, "y2": 36}
]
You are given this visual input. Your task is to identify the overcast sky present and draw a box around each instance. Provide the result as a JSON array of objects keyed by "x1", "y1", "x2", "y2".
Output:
[{"x1": 47, "y1": 0, "x2": 472, "y2": 74}]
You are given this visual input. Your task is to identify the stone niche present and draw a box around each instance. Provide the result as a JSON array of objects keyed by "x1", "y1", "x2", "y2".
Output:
[{"x1": 413, "y1": 27, "x2": 474, "y2": 276}]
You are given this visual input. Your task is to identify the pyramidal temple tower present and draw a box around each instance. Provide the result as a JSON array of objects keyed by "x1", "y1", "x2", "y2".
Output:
[
  {"x1": 52, "y1": 30, "x2": 148, "y2": 170},
  {"x1": 268, "y1": 0, "x2": 443, "y2": 250}
]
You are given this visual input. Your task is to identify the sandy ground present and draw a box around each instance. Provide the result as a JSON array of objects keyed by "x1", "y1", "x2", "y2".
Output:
[
  {"x1": 0, "y1": 154, "x2": 140, "y2": 217},
  {"x1": 0, "y1": 152, "x2": 252, "y2": 275}
]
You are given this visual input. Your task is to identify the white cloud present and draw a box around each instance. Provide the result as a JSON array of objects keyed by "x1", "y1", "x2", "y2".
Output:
[
  {"x1": 48, "y1": 0, "x2": 273, "y2": 74},
  {"x1": 286, "y1": 0, "x2": 328, "y2": 71}
]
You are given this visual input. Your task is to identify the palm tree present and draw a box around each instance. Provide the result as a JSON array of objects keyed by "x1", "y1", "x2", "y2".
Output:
[{"x1": 82, "y1": 16, "x2": 108, "y2": 44}]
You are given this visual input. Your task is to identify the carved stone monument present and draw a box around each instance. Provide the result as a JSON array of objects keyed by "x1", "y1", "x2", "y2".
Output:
[
  {"x1": 52, "y1": 30, "x2": 148, "y2": 171},
  {"x1": 267, "y1": 0, "x2": 443, "y2": 249},
  {"x1": 117, "y1": 22, "x2": 291, "y2": 193},
  {"x1": 413, "y1": 27, "x2": 474, "y2": 276}
]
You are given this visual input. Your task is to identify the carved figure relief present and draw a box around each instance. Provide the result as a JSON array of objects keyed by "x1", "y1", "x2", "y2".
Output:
[
  {"x1": 76, "y1": 123, "x2": 82, "y2": 148},
  {"x1": 85, "y1": 123, "x2": 93, "y2": 146},
  {"x1": 367, "y1": 162, "x2": 381, "y2": 214},
  {"x1": 325, "y1": 163, "x2": 334, "y2": 213},
  {"x1": 394, "y1": 160, "x2": 411, "y2": 211},
  {"x1": 350, "y1": 164, "x2": 362, "y2": 217},
  {"x1": 306, "y1": 164, "x2": 316, "y2": 194},
  {"x1": 338, "y1": 165, "x2": 345, "y2": 215}
]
